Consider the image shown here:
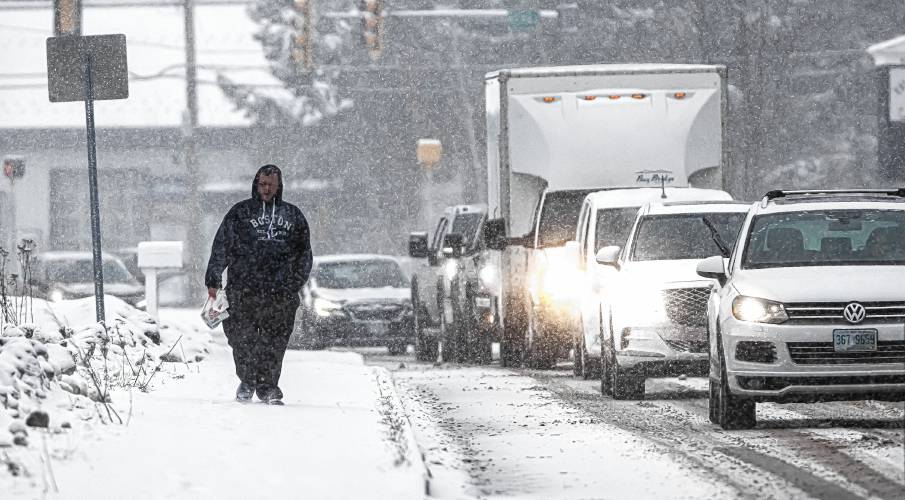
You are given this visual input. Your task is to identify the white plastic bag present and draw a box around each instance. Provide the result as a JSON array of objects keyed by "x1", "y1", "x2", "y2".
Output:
[{"x1": 200, "y1": 289, "x2": 230, "y2": 329}]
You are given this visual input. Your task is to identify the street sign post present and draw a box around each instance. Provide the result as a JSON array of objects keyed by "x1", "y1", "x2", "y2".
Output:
[{"x1": 47, "y1": 34, "x2": 128, "y2": 323}]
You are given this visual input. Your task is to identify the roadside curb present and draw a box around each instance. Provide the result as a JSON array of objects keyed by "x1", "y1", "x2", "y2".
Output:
[{"x1": 373, "y1": 366, "x2": 434, "y2": 497}]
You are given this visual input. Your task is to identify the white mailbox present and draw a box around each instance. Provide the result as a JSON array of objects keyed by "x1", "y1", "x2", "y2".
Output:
[
  {"x1": 137, "y1": 241, "x2": 183, "y2": 320},
  {"x1": 138, "y1": 241, "x2": 183, "y2": 270}
]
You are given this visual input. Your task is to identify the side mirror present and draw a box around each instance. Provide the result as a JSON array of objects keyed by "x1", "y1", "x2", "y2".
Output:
[
  {"x1": 442, "y1": 233, "x2": 465, "y2": 258},
  {"x1": 595, "y1": 246, "x2": 621, "y2": 268},
  {"x1": 696, "y1": 255, "x2": 727, "y2": 286},
  {"x1": 483, "y1": 218, "x2": 508, "y2": 251},
  {"x1": 408, "y1": 232, "x2": 429, "y2": 259}
]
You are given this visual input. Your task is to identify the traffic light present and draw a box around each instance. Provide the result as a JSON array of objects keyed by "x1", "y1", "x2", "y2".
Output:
[
  {"x1": 292, "y1": 0, "x2": 314, "y2": 72},
  {"x1": 360, "y1": 0, "x2": 384, "y2": 61},
  {"x1": 3, "y1": 157, "x2": 25, "y2": 180}
]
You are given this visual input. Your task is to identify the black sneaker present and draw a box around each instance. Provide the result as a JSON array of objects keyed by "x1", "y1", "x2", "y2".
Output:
[
  {"x1": 258, "y1": 387, "x2": 284, "y2": 405},
  {"x1": 235, "y1": 382, "x2": 255, "y2": 402}
]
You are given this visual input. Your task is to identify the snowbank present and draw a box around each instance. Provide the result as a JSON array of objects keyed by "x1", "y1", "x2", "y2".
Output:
[{"x1": 0, "y1": 296, "x2": 211, "y2": 485}]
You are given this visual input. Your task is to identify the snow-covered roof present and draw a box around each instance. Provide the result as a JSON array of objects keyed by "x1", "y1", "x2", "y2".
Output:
[
  {"x1": 313, "y1": 254, "x2": 404, "y2": 265},
  {"x1": 0, "y1": 3, "x2": 282, "y2": 129},
  {"x1": 486, "y1": 63, "x2": 725, "y2": 80},
  {"x1": 867, "y1": 35, "x2": 905, "y2": 66},
  {"x1": 585, "y1": 187, "x2": 732, "y2": 209}
]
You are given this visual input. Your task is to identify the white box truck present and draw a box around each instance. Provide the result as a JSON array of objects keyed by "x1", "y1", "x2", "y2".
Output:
[{"x1": 480, "y1": 64, "x2": 728, "y2": 368}]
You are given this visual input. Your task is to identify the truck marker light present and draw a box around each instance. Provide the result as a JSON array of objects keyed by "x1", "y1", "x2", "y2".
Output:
[
  {"x1": 631, "y1": 93, "x2": 646, "y2": 100},
  {"x1": 673, "y1": 92, "x2": 687, "y2": 99},
  {"x1": 581, "y1": 95, "x2": 597, "y2": 101},
  {"x1": 542, "y1": 96, "x2": 557, "y2": 103},
  {"x1": 607, "y1": 95, "x2": 621, "y2": 100}
]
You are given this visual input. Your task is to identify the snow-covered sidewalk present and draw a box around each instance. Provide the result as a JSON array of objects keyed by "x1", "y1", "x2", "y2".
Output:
[{"x1": 26, "y1": 322, "x2": 427, "y2": 499}]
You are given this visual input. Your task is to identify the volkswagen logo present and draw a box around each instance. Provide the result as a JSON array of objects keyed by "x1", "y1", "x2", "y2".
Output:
[{"x1": 843, "y1": 302, "x2": 866, "y2": 324}]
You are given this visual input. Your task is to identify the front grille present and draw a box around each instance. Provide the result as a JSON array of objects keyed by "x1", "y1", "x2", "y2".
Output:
[
  {"x1": 662, "y1": 339, "x2": 708, "y2": 353},
  {"x1": 661, "y1": 287, "x2": 711, "y2": 327},
  {"x1": 784, "y1": 301, "x2": 905, "y2": 325},
  {"x1": 787, "y1": 341, "x2": 905, "y2": 365},
  {"x1": 736, "y1": 341, "x2": 777, "y2": 363},
  {"x1": 346, "y1": 303, "x2": 404, "y2": 322}
]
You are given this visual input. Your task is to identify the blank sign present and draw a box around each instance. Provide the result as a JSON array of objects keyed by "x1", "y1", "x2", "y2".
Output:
[{"x1": 47, "y1": 34, "x2": 129, "y2": 103}]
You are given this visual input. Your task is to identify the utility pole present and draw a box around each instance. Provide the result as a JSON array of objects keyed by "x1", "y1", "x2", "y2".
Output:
[{"x1": 183, "y1": 0, "x2": 203, "y2": 299}]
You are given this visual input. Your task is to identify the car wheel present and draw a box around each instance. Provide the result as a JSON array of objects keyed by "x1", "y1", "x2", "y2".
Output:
[
  {"x1": 464, "y1": 291, "x2": 492, "y2": 365},
  {"x1": 708, "y1": 377, "x2": 720, "y2": 424},
  {"x1": 572, "y1": 333, "x2": 583, "y2": 377},
  {"x1": 609, "y1": 335, "x2": 644, "y2": 400},
  {"x1": 414, "y1": 297, "x2": 438, "y2": 362},
  {"x1": 716, "y1": 362, "x2": 756, "y2": 430},
  {"x1": 500, "y1": 295, "x2": 526, "y2": 368},
  {"x1": 526, "y1": 304, "x2": 557, "y2": 370}
]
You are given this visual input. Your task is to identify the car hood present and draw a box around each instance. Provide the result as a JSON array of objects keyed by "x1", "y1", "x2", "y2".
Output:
[
  {"x1": 731, "y1": 266, "x2": 905, "y2": 303},
  {"x1": 314, "y1": 287, "x2": 410, "y2": 304},
  {"x1": 58, "y1": 282, "x2": 143, "y2": 296},
  {"x1": 620, "y1": 260, "x2": 715, "y2": 288}
]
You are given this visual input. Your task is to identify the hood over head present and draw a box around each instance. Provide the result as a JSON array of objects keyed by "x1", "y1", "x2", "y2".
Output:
[{"x1": 251, "y1": 164, "x2": 284, "y2": 203}]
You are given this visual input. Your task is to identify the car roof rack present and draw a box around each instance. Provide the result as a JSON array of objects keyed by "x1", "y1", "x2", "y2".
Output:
[{"x1": 761, "y1": 188, "x2": 905, "y2": 207}]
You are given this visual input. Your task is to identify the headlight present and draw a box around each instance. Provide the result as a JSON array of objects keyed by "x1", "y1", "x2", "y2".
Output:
[
  {"x1": 444, "y1": 259, "x2": 458, "y2": 280},
  {"x1": 732, "y1": 296, "x2": 788, "y2": 324},
  {"x1": 314, "y1": 297, "x2": 343, "y2": 317},
  {"x1": 50, "y1": 289, "x2": 65, "y2": 302},
  {"x1": 478, "y1": 264, "x2": 497, "y2": 289}
]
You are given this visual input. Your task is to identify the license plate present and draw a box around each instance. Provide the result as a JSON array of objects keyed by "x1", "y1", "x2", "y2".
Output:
[
  {"x1": 832, "y1": 329, "x2": 877, "y2": 352},
  {"x1": 368, "y1": 323, "x2": 388, "y2": 335}
]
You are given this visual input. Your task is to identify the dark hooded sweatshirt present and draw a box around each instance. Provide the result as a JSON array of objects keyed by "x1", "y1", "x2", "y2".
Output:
[{"x1": 205, "y1": 165, "x2": 313, "y2": 295}]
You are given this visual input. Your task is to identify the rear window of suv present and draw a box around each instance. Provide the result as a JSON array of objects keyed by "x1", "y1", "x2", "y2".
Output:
[
  {"x1": 630, "y1": 212, "x2": 746, "y2": 261},
  {"x1": 742, "y1": 209, "x2": 905, "y2": 268}
]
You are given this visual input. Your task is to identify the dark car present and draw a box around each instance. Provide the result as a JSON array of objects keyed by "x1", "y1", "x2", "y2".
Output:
[
  {"x1": 30, "y1": 251, "x2": 145, "y2": 307},
  {"x1": 292, "y1": 254, "x2": 414, "y2": 355}
]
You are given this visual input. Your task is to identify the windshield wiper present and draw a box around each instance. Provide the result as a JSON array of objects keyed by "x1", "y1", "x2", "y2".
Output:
[{"x1": 701, "y1": 216, "x2": 731, "y2": 258}]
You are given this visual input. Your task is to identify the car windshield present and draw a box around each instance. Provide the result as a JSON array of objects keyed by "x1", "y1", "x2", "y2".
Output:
[
  {"x1": 315, "y1": 260, "x2": 408, "y2": 289},
  {"x1": 595, "y1": 207, "x2": 640, "y2": 251},
  {"x1": 537, "y1": 190, "x2": 597, "y2": 247},
  {"x1": 451, "y1": 213, "x2": 483, "y2": 248},
  {"x1": 43, "y1": 258, "x2": 137, "y2": 284},
  {"x1": 631, "y1": 212, "x2": 746, "y2": 261},
  {"x1": 742, "y1": 209, "x2": 905, "y2": 268}
]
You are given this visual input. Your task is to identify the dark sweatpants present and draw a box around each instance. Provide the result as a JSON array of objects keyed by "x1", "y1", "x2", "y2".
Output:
[{"x1": 223, "y1": 289, "x2": 299, "y2": 394}]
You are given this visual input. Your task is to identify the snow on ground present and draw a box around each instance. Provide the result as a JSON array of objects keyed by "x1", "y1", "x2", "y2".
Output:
[
  {"x1": 394, "y1": 365, "x2": 736, "y2": 499},
  {"x1": 3, "y1": 302, "x2": 427, "y2": 499}
]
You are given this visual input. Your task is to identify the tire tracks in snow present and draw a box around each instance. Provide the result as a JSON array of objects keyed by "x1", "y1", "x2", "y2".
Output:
[{"x1": 527, "y1": 370, "x2": 904, "y2": 500}]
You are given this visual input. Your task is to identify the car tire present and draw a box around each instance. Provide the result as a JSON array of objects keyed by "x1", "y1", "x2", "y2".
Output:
[
  {"x1": 708, "y1": 377, "x2": 721, "y2": 425},
  {"x1": 500, "y1": 295, "x2": 526, "y2": 368},
  {"x1": 715, "y1": 363, "x2": 756, "y2": 430},
  {"x1": 526, "y1": 307, "x2": 557, "y2": 370},
  {"x1": 572, "y1": 334, "x2": 583, "y2": 377},
  {"x1": 414, "y1": 296, "x2": 438, "y2": 362},
  {"x1": 464, "y1": 291, "x2": 492, "y2": 365},
  {"x1": 580, "y1": 332, "x2": 601, "y2": 380},
  {"x1": 608, "y1": 335, "x2": 644, "y2": 400}
]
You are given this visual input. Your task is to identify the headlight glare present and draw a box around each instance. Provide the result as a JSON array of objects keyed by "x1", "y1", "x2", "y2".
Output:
[
  {"x1": 444, "y1": 260, "x2": 458, "y2": 280},
  {"x1": 478, "y1": 264, "x2": 497, "y2": 289},
  {"x1": 50, "y1": 289, "x2": 65, "y2": 302},
  {"x1": 314, "y1": 297, "x2": 343, "y2": 317},
  {"x1": 731, "y1": 296, "x2": 788, "y2": 324}
]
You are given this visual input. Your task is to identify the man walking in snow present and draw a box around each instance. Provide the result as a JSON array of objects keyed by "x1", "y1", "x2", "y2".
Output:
[{"x1": 205, "y1": 164, "x2": 313, "y2": 404}]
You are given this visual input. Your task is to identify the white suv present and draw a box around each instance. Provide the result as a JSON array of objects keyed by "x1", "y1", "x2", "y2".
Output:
[
  {"x1": 573, "y1": 187, "x2": 733, "y2": 380},
  {"x1": 698, "y1": 189, "x2": 905, "y2": 430},
  {"x1": 595, "y1": 201, "x2": 750, "y2": 399}
]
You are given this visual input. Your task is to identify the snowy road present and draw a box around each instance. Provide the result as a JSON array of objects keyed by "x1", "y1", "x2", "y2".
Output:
[{"x1": 364, "y1": 352, "x2": 905, "y2": 500}]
